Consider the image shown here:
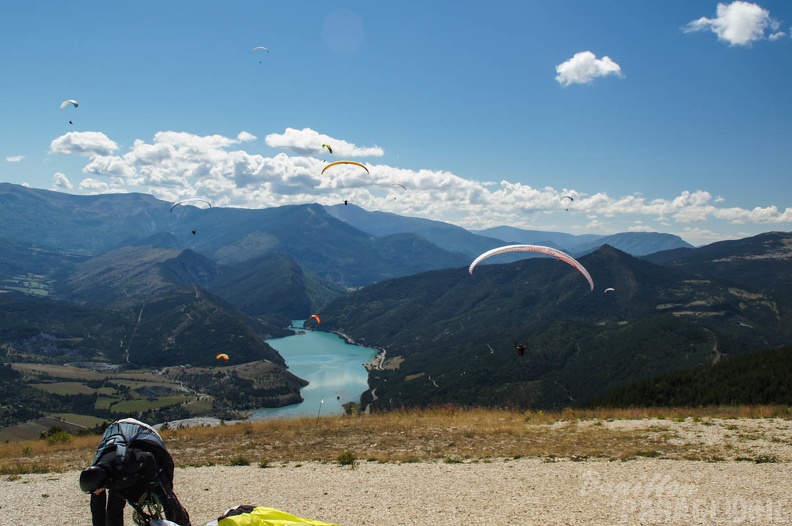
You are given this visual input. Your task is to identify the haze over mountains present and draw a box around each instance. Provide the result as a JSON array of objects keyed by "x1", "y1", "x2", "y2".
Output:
[{"x1": 0, "y1": 182, "x2": 790, "y2": 425}]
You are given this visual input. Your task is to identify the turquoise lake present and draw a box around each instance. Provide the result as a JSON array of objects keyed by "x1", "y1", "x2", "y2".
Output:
[{"x1": 249, "y1": 320, "x2": 378, "y2": 420}]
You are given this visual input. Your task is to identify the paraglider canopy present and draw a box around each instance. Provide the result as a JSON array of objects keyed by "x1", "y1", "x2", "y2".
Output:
[
  {"x1": 60, "y1": 99, "x2": 79, "y2": 109},
  {"x1": 321, "y1": 144, "x2": 333, "y2": 154},
  {"x1": 216, "y1": 353, "x2": 229, "y2": 362},
  {"x1": 468, "y1": 244, "x2": 594, "y2": 292},
  {"x1": 310, "y1": 314, "x2": 321, "y2": 324},
  {"x1": 321, "y1": 160, "x2": 369, "y2": 175},
  {"x1": 252, "y1": 46, "x2": 269, "y2": 53},
  {"x1": 170, "y1": 197, "x2": 212, "y2": 213},
  {"x1": 604, "y1": 287, "x2": 616, "y2": 293}
]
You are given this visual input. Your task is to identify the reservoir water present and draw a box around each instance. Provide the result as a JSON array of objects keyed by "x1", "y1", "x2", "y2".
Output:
[{"x1": 249, "y1": 320, "x2": 378, "y2": 419}]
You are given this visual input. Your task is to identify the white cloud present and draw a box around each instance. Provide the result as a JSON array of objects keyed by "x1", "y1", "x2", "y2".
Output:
[
  {"x1": 627, "y1": 225, "x2": 657, "y2": 233},
  {"x1": 555, "y1": 51, "x2": 623, "y2": 87},
  {"x1": 683, "y1": 1, "x2": 785, "y2": 46},
  {"x1": 5, "y1": 155, "x2": 24, "y2": 162},
  {"x1": 51, "y1": 172, "x2": 72, "y2": 190},
  {"x1": 79, "y1": 178, "x2": 128, "y2": 194},
  {"x1": 50, "y1": 131, "x2": 119, "y2": 156},
  {"x1": 265, "y1": 127, "x2": 384, "y2": 157}
]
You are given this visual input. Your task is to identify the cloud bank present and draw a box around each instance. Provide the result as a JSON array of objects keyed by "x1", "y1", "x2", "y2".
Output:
[{"x1": 45, "y1": 128, "x2": 792, "y2": 247}]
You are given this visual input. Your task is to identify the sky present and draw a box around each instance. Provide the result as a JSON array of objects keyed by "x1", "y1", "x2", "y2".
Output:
[{"x1": 2, "y1": 1, "x2": 791, "y2": 247}]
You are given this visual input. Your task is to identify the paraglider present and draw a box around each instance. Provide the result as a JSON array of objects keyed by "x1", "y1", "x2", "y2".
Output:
[
  {"x1": 561, "y1": 196, "x2": 574, "y2": 211},
  {"x1": 322, "y1": 144, "x2": 333, "y2": 154},
  {"x1": 61, "y1": 100, "x2": 78, "y2": 124},
  {"x1": 388, "y1": 183, "x2": 407, "y2": 200},
  {"x1": 321, "y1": 160, "x2": 369, "y2": 175},
  {"x1": 604, "y1": 287, "x2": 616, "y2": 293},
  {"x1": 169, "y1": 197, "x2": 212, "y2": 213},
  {"x1": 216, "y1": 353, "x2": 229, "y2": 362},
  {"x1": 468, "y1": 244, "x2": 594, "y2": 292},
  {"x1": 310, "y1": 314, "x2": 321, "y2": 324},
  {"x1": 514, "y1": 342, "x2": 527, "y2": 357},
  {"x1": 252, "y1": 46, "x2": 269, "y2": 63}
]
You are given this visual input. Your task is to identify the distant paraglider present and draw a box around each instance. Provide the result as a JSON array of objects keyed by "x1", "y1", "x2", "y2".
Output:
[
  {"x1": 61, "y1": 99, "x2": 78, "y2": 124},
  {"x1": 216, "y1": 353, "x2": 229, "y2": 362},
  {"x1": 310, "y1": 314, "x2": 321, "y2": 324},
  {"x1": 170, "y1": 197, "x2": 212, "y2": 213},
  {"x1": 468, "y1": 244, "x2": 594, "y2": 292},
  {"x1": 561, "y1": 196, "x2": 574, "y2": 211},
  {"x1": 322, "y1": 143, "x2": 333, "y2": 154},
  {"x1": 252, "y1": 46, "x2": 269, "y2": 63},
  {"x1": 321, "y1": 160, "x2": 369, "y2": 175},
  {"x1": 604, "y1": 287, "x2": 616, "y2": 293},
  {"x1": 514, "y1": 342, "x2": 527, "y2": 357}
]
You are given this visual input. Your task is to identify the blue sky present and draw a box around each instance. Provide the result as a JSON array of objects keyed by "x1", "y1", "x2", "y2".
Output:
[{"x1": 2, "y1": 1, "x2": 791, "y2": 246}]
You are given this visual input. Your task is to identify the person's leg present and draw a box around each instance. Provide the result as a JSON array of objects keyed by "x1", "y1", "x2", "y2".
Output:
[
  {"x1": 105, "y1": 491, "x2": 127, "y2": 526},
  {"x1": 90, "y1": 491, "x2": 107, "y2": 526}
]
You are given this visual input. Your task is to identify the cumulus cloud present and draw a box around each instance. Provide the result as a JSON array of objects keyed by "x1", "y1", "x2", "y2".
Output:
[
  {"x1": 555, "y1": 51, "x2": 623, "y2": 87},
  {"x1": 683, "y1": 1, "x2": 785, "y2": 45},
  {"x1": 51, "y1": 172, "x2": 72, "y2": 190},
  {"x1": 5, "y1": 155, "x2": 24, "y2": 162},
  {"x1": 50, "y1": 131, "x2": 119, "y2": 156},
  {"x1": 265, "y1": 127, "x2": 384, "y2": 157}
]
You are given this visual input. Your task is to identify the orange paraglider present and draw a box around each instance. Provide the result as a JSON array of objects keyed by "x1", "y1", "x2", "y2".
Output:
[
  {"x1": 310, "y1": 314, "x2": 321, "y2": 324},
  {"x1": 216, "y1": 353, "x2": 229, "y2": 362}
]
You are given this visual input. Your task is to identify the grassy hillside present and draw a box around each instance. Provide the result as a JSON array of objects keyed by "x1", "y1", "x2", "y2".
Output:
[{"x1": 1, "y1": 405, "x2": 790, "y2": 474}]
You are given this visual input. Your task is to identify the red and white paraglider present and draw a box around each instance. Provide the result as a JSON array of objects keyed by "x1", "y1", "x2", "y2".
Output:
[{"x1": 468, "y1": 244, "x2": 594, "y2": 292}]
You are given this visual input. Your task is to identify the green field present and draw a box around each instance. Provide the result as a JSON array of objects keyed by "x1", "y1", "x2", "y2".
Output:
[{"x1": 31, "y1": 382, "x2": 96, "y2": 395}]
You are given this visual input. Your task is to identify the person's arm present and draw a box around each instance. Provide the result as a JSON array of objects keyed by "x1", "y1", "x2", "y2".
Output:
[{"x1": 89, "y1": 490, "x2": 107, "y2": 526}]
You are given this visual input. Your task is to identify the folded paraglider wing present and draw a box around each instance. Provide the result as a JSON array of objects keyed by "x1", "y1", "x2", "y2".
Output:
[{"x1": 210, "y1": 505, "x2": 339, "y2": 526}]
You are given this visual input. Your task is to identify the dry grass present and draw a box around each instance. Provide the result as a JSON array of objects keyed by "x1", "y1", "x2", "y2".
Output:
[{"x1": 2, "y1": 405, "x2": 791, "y2": 475}]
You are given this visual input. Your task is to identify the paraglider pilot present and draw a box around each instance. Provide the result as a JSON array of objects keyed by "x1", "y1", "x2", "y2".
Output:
[
  {"x1": 514, "y1": 341, "x2": 527, "y2": 357},
  {"x1": 79, "y1": 418, "x2": 191, "y2": 526}
]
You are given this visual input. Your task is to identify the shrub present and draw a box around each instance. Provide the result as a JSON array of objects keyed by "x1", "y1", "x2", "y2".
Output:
[
  {"x1": 337, "y1": 451, "x2": 357, "y2": 469},
  {"x1": 227, "y1": 455, "x2": 250, "y2": 466}
]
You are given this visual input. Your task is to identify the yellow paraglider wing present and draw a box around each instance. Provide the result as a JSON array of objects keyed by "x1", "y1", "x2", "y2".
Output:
[
  {"x1": 321, "y1": 144, "x2": 333, "y2": 154},
  {"x1": 216, "y1": 353, "x2": 229, "y2": 361},
  {"x1": 321, "y1": 160, "x2": 368, "y2": 175}
]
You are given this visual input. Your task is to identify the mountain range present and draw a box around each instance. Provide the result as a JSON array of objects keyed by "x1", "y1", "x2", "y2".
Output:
[{"x1": 0, "y1": 182, "x2": 789, "y2": 424}]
